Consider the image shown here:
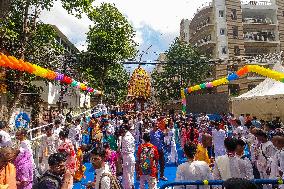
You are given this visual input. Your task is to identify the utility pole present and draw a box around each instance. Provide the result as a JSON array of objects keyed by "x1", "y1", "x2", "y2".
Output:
[{"x1": 139, "y1": 45, "x2": 153, "y2": 63}]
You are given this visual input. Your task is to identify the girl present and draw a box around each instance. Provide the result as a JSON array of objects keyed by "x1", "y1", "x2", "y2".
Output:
[{"x1": 58, "y1": 129, "x2": 77, "y2": 174}]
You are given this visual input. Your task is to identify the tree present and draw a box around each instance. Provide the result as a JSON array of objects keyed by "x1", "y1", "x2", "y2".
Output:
[
  {"x1": 0, "y1": 0, "x2": 94, "y2": 121},
  {"x1": 104, "y1": 63, "x2": 130, "y2": 105},
  {"x1": 81, "y1": 3, "x2": 137, "y2": 104},
  {"x1": 152, "y1": 38, "x2": 210, "y2": 105}
]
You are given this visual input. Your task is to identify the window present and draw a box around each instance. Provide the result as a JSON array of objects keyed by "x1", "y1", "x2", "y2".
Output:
[
  {"x1": 233, "y1": 26, "x2": 238, "y2": 39},
  {"x1": 248, "y1": 84, "x2": 257, "y2": 90},
  {"x1": 220, "y1": 28, "x2": 225, "y2": 35},
  {"x1": 227, "y1": 65, "x2": 239, "y2": 74},
  {"x1": 219, "y1": 10, "x2": 224, "y2": 17},
  {"x1": 229, "y1": 84, "x2": 240, "y2": 96},
  {"x1": 231, "y1": 9, "x2": 237, "y2": 20},
  {"x1": 234, "y1": 46, "x2": 240, "y2": 56},
  {"x1": 222, "y1": 46, "x2": 227, "y2": 54}
]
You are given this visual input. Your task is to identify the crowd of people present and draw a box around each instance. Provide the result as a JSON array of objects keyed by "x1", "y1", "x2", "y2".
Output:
[{"x1": 0, "y1": 108, "x2": 284, "y2": 189}]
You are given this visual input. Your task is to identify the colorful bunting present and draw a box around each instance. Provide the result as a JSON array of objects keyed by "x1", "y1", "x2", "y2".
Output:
[
  {"x1": 181, "y1": 64, "x2": 284, "y2": 113},
  {"x1": 0, "y1": 54, "x2": 101, "y2": 95}
]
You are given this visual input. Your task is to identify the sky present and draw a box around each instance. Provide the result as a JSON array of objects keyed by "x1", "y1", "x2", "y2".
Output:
[{"x1": 40, "y1": 0, "x2": 208, "y2": 72}]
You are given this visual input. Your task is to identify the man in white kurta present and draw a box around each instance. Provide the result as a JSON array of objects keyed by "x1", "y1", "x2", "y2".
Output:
[
  {"x1": 213, "y1": 137, "x2": 254, "y2": 181},
  {"x1": 121, "y1": 125, "x2": 136, "y2": 189},
  {"x1": 255, "y1": 130, "x2": 277, "y2": 189},
  {"x1": 176, "y1": 161, "x2": 213, "y2": 189},
  {"x1": 39, "y1": 126, "x2": 59, "y2": 174},
  {"x1": 175, "y1": 142, "x2": 212, "y2": 189},
  {"x1": 270, "y1": 134, "x2": 284, "y2": 188},
  {"x1": 212, "y1": 126, "x2": 226, "y2": 157},
  {"x1": 68, "y1": 119, "x2": 82, "y2": 150}
]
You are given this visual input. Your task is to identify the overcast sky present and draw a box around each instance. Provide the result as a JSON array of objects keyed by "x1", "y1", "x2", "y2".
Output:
[{"x1": 41, "y1": 0, "x2": 209, "y2": 62}]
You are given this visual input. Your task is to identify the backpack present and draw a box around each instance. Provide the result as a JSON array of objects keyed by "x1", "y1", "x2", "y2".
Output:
[
  {"x1": 32, "y1": 172, "x2": 61, "y2": 189},
  {"x1": 139, "y1": 145, "x2": 155, "y2": 175},
  {"x1": 99, "y1": 173, "x2": 122, "y2": 189}
]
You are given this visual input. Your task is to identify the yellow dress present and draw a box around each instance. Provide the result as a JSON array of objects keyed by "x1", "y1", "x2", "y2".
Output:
[{"x1": 195, "y1": 144, "x2": 210, "y2": 164}]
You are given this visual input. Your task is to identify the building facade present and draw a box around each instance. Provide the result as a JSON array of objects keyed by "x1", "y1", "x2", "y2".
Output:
[
  {"x1": 180, "y1": 0, "x2": 284, "y2": 96},
  {"x1": 0, "y1": 0, "x2": 10, "y2": 18},
  {"x1": 34, "y1": 25, "x2": 88, "y2": 110}
]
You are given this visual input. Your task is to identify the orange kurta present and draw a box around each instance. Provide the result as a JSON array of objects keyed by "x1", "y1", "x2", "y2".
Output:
[{"x1": 0, "y1": 163, "x2": 17, "y2": 189}]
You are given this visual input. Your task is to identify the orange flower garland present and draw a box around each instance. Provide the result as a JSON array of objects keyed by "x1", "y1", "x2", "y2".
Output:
[{"x1": 0, "y1": 54, "x2": 101, "y2": 95}]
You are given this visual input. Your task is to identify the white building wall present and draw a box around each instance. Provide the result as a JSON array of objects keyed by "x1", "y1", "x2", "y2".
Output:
[
  {"x1": 213, "y1": 0, "x2": 229, "y2": 59},
  {"x1": 33, "y1": 81, "x2": 89, "y2": 108},
  {"x1": 181, "y1": 19, "x2": 190, "y2": 43}
]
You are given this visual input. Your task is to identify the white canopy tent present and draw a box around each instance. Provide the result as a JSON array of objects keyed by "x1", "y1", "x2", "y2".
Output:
[{"x1": 231, "y1": 62, "x2": 284, "y2": 120}]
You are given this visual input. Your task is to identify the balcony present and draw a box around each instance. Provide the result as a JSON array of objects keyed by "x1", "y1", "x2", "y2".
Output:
[
  {"x1": 190, "y1": 23, "x2": 214, "y2": 42},
  {"x1": 243, "y1": 17, "x2": 276, "y2": 30},
  {"x1": 243, "y1": 17, "x2": 273, "y2": 24},
  {"x1": 241, "y1": 0, "x2": 272, "y2": 6},
  {"x1": 244, "y1": 31, "x2": 279, "y2": 46},
  {"x1": 241, "y1": 0, "x2": 277, "y2": 9},
  {"x1": 194, "y1": 34, "x2": 215, "y2": 48}
]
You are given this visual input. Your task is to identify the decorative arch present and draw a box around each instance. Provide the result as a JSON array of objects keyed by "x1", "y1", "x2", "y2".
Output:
[{"x1": 181, "y1": 64, "x2": 284, "y2": 114}]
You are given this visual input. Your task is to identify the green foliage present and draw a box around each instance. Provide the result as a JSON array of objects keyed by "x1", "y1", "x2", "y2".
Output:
[
  {"x1": 104, "y1": 63, "x2": 130, "y2": 105},
  {"x1": 61, "y1": 0, "x2": 95, "y2": 18},
  {"x1": 0, "y1": 0, "x2": 93, "y2": 118},
  {"x1": 152, "y1": 38, "x2": 209, "y2": 105},
  {"x1": 86, "y1": 3, "x2": 137, "y2": 64},
  {"x1": 81, "y1": 3, "x2": 137, "y2": 104}
]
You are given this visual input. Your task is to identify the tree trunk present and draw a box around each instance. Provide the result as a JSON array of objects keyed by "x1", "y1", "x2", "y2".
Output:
[{"x1": 7, "y1": 0, "x2": 30, "y2": 122}]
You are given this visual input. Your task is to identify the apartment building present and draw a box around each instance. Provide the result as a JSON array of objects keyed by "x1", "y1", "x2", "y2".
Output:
[
  {"x1": 33, "y1": 25, "x2": 88, "y2": 110},
  {"x1": 51, "y1": 25, "x2": 80, "y2": 54},
  {"x1": 180, "y1": 0, "x2": 284, "y2": 95}
]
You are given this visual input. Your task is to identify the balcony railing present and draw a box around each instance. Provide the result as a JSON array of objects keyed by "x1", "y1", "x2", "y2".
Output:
[
  {"x1": 194, "y1": 34, "x2": 214, "y2": 47},
  {"x1": 241, "y1": 0, "x2": 273, "y2": 6},
  {"x1": 243, "y1": 17, "x2": 274, "y2": 24},
  {"x1": 244, "y1": 31, "x2": 276, "y2": 42}
]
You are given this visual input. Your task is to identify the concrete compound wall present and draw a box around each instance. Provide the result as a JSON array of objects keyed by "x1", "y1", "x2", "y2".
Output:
[{"x1": 186, "y1": 93, "x2": 230, "y2": 114}]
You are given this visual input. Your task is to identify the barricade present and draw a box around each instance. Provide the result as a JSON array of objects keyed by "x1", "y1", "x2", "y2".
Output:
[
  {"x1": 160, "y1": 179, "x2": 283, "y2": 189},
  {"x1": 27, "y1": 108, "x2": 94, "y2": 141}
]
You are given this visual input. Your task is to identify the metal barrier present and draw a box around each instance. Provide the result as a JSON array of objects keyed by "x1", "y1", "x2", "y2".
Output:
[
  {"x1": 160, "y1": 179, "x2": 283, "y2": 189},
  {"x1": 27, "y1": 108, "x2": 95, "y2": 141}
]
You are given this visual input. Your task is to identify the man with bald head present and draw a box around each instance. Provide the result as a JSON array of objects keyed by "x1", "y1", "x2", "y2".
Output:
[{"x1": 195, "y1": 134, "x2": 212, "y2": 165}]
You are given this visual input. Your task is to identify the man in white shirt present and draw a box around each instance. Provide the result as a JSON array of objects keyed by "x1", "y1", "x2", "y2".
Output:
[
  {"x1": 39, "y1": 126, "x2": 59, "y2": 174},
  {"x1": 270, "y1": 132, "x2": 284, "y2": 186},
  {"x1": 52, "y1": 119, "x2": 62, "y2": 137},
  {"x1": 121, "y1": 124, "x2": 135, "y2": 189},
  {"x1": 235, "y1": 120, "x2": 248, "y2": 139},
  {"x1": 212, "y1": 124, "x2": 226, "y2": 157},
  {"x1": 0, "y1": 121, "x2": 12, "y2": 147},
  {"x1": 68, "y1": 118, "x2": 82, "y2": 150},
  {"x1": 239, "y1": 114, "x2": 245, "y2": 126},
  {"x1": 176, "y1": 143, "x2": 213, "y2": 189},
  {"x1": 88, "y1": 148, "x2": 111, "y2": 189},
  {"x1": 213, "y1": 137, "x2": 254, "y2": 180},
  {"x1": 255, "y1": 129, "x2": 277, "y2": 189}
]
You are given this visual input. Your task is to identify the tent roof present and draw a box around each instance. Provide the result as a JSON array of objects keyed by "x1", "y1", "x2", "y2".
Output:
[{"x1": 236, "y1": 62, "x2": 284, "y2": 99}]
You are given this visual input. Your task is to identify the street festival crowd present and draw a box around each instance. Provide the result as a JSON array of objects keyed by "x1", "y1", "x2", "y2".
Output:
[{"x1": 0, "y1": 108, "x2": 284, "y2": 189}]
